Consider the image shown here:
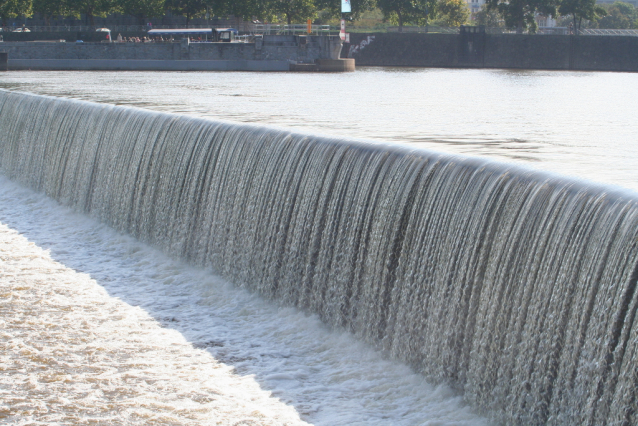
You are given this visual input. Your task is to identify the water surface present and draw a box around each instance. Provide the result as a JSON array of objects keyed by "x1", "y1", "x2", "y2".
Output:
[
  {"x1": 2, "y1": 67, "x2": 637, "y2": 191},
  {"x1": 1, "y1": 67, "x2": 636, "y2": 425}
]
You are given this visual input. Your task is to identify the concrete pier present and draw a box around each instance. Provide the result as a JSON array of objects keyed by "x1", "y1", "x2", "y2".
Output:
[{"x1": 316, "y1": 58, "x2": 355, "y2": 72}]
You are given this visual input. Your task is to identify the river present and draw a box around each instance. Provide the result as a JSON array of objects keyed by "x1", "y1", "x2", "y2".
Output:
[
  {"x1": 0, "y1": 67, "x2": 636, "y2": 425},
  {"x1": 2, "y1": 67, "x2": 637, "y2": 192}
]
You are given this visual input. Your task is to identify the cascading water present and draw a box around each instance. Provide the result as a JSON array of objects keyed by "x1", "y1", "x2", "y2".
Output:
[{"x1": 0, "y1": 89, "x2": 636, "y2": 425}]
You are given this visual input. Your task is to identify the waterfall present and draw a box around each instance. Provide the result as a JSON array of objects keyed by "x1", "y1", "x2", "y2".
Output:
[{"x1": 1, "y1": 89, "x2": 636, "y2": 425}]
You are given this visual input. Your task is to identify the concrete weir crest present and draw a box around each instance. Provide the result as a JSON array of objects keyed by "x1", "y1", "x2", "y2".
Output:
[{"x1": 0, "y1": 90, "x2": 637, "y2": 424}]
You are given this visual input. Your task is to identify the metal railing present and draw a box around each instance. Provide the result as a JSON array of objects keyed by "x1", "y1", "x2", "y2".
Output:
[
  {"x1": 8, "y1": 23, "x2": 335, "y2": 35},
  {"x1": 8, "y1": 24, "x2": 638, "y2": 37},
  {"x1": 1, "y1": 25, "x2": 147, "y2": 32},
  {"x1": 235, "y1": 34, "x2": 254, "y2": 42},
  {"x1": 6, "y1": 24, "x2": 246, "y2": 33},
  {"x1": 536, "y1": 27, "x2": 570, "y2": 35},
  {"x1": 387, "y1": 26, "x2": 460, "y2": 34},
  {"x1": 580, "y1": 28, "x2": 638, "y2": 36},
  {"x1": 251, "y1": 24, "x2": 333, "y2": 35}
]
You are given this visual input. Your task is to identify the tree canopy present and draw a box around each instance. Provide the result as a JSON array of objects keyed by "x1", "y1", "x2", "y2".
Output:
[
  {"x1": 485, "y1": 0, "x2": 558, "y2": 33},
  {"x1": 4, "y1": 0, "x2": 638, "y2": 31},
  {"x1": 0, "y1": 0, "x2": 32, "y2": 25},
  {"x1": 65, "y1": 0, "x2": 118, "y2": 26},
  {"x1": 377, "y1": 0, "x2": 436, "y2": 30},
  {"x1": 269, "y1": 0, "x2": 317, "y2": 24},
  {"x1": 315, "y1": 0, "x2": 376, "y2": 20},
  {"x1": 437, "y1": 0, "x2": 469, "y2": 27},
  {"x1": 121, "y1": 0, "x2": 165, "y2": 25},
  {"x1": 597, "y1": 1, "x2": 637, "y2": 28},
  {"x1": 558, "y1": 0, "x2": 606, "y2": 32}
]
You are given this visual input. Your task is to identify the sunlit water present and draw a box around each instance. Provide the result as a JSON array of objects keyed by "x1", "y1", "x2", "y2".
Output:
[
  {"x1": 1, "y1": 67, "x2": 637, "y2": 424},
  {"x1": 1, "y1": 67, "x2": 637, "y2": 191}
]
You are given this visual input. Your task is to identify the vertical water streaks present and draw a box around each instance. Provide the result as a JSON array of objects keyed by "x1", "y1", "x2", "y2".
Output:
[{"x1": 1, "y1": 90, "x2": 637, "y2": 425}]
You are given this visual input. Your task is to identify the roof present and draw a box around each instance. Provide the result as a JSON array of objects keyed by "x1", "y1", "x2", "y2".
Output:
[{"x1": 147, "y1": 28, "x2": 214, "y2": 35}]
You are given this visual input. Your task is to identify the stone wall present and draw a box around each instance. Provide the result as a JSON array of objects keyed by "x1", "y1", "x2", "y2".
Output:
[
  {"x1": 483, "y1": 34, "x2": 571, "y2": 69},
  {"x1": 0, "y1": 35, "x2": 342, "y2": 66},
  {"x1": 345, "y1": 33, "x2": 457, "y2": 67},
  {"x1": 347, "y1": 32, "x2": 638, "y2": 72},
  {"x1": 570, "y1": 35, "x2": 638, "y2": 70},
  {"x1": 7, "y1": 59, "x2": 291, "y2": 71}
]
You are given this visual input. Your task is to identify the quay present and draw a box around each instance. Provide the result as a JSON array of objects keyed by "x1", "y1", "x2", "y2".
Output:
[{"x1": 0, "y1": 34, "x2": 355, "y2": 72}]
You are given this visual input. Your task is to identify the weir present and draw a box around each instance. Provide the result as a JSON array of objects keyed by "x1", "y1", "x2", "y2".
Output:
[{"x1": 0, "y1": 90, "x2": 636, "y2": 425}]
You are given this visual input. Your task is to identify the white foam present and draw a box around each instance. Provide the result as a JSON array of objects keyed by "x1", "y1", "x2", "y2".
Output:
[{"x1": 0, "y1": 175, "x2": 488, "y2": 425}]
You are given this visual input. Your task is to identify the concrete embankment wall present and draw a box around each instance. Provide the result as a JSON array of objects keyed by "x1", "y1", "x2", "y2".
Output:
[
  {"x1": 0, "y1": 35, "x2": 342, "y2": 71},
  {"x1": 7, "y1": 58, "x2": 291, "y2": 71},
  {"x1": 347, "y1": 32, "x2": 638, "y2": 72}
]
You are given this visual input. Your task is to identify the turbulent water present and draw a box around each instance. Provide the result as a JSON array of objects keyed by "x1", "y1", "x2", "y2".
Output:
[
  {"x1": 1, "y1": 89, "x2": 637, "y2": 425},
  {"x1": 0, "y1": 175, "x2": 482, "y2": 425},
  {"x1": 0, "y1": 213, "x2": 309, "y2": 426}
]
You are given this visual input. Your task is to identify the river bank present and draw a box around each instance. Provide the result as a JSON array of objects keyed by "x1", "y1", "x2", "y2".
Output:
[{"x1": 346, "y1": 31, "x2": 638, "y2": 72}]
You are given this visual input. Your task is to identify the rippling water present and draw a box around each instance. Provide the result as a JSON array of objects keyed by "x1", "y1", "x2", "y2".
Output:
[{"x1": 1, "y1": 67, "x2": 637, "y2": 191}]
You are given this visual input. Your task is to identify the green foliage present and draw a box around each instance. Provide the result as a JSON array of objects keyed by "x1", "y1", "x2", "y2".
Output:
[
  {"x1": 0, "y1": 0, "x2": 32, "y2": 24},
  {"x1": 485, "y1": 0, "x2": 557, "y2": 33},
  {"x1": 119, "y1": 0, "x2": 164, "y2": 24},
  {"x1": 33, "y1": 0, "x2": 67, "y2": 23},
  {"x1": 225, "y1": 0, "x2": 270, "y2": 21},
  {"x1": 315, "y1": 0, "x2": 376, "y2": 20},
  {"x1": 437, "y1": 0, "x2": 468, "y2": 26},
  {"x1": 66, "y1": 0, "x2": 118, "y2": 25},
  {"x1": 14, "y1": 0, "x2": 638, "y2": 32},
  {"x1": 473, "y1": 7, "x2": 502, "y2": 26},
  {"x1": 165, "y1": 0, "x2": 200, "y2": 26},
  {"x1": 597, "y1": 1, "x2": 637, "y2": 28},
  {"x1": 377, "y1": 0, "x2": 436, "y2": 29},
  {"x1": 558, "y1": 0, "x2": 606, "y2": 31},
  {"x1": 269, "y1": 0, "x2": 317, "y2": 24}
]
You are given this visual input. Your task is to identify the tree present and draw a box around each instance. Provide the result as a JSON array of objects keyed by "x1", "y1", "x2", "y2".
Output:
[
  {"x1": 120, "y1": 0, "x2": 165, "y2": 25},
  {"x1": 484, "y1": 0, "x2": 558, "y2": 33},
  {"x1": 314, "y1": 0, "x2": 376, "y2": 20},
  {"x1": 66, "y1": 0, "x2": 118, "y2": 26},
  {"x1": 269, "y1": 0, "x2": 317, "y2": 25},
  {"x1": 437, "y1": 0, "x2": 469, "y2": 26},
  {"x1": 165, "y1": 0, "x2": 207, "y2": 27},
  {"x1": 222, "y1": 0, "x2": 257, "y2": 21},
  {"x1": 377, "y1": 0, "x2": 436, "y2": 31},
  {"x1": 558, "y1": 0, "x2": 606, "y2": 32},
  {"x1": 596, "y1": 1, "x2": 636, "y2": 29},
  {"x1": 33, "y1": 0, "x2": 69, "y2": 25},
  {"x1": 0, "y1": 0, "x2": 31, "y2": 26},
  {"x1": 474, "y1": 7, "x2": 503, "y2": 26}
]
